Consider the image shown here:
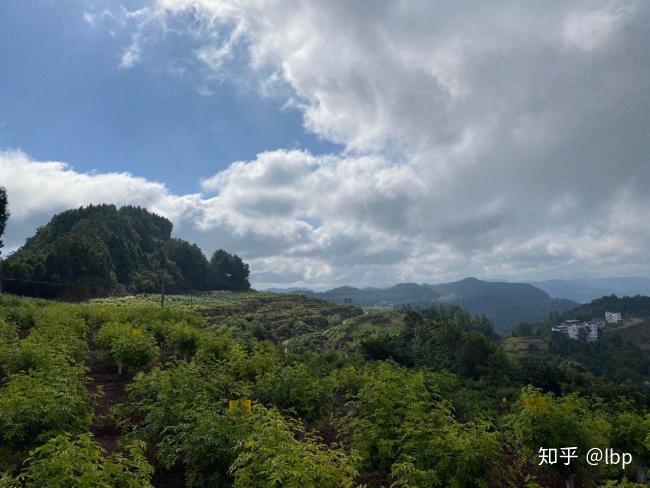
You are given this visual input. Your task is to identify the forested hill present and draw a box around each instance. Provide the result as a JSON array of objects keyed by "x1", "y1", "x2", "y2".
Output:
[
  {"x1": 562, "y1": 294, "x2": 650, "y2": 321},
  {"x1": 312, "y1": 278, "x2": 577, "y2": 330},
  {"x1": 1, "y1": 205, "x2": 250, "y2": 299}
]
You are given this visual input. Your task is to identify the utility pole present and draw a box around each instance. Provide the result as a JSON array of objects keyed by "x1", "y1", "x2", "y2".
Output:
[{"x1": 160, "y1": 271, "x2": 165, "y2": 308}]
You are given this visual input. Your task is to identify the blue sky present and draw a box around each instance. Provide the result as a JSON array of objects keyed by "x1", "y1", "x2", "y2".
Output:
[
  {"x1": 1, "y1": 1, "x2": 649, "y2": 288},
  {"x1": 0, "y1": 0, "x2": 336, "y2": 194}
]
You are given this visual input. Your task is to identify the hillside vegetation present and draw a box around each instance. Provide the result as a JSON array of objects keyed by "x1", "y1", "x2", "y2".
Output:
[
  {"x1": 312, "y1": 278, "x2": 577, "y2": 330},
  {"x1": 1, "y1": 205, "x2": 250, "y2": 299},
  {"x1": 563, "y1": 295, "x2": 650, "y2": 321},
  {"x1": 1, "y1": 292, "x2": 649, "y2": 487}
]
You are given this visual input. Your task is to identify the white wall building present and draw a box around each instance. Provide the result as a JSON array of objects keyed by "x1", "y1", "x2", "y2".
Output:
[
  {"x1": 560, "y1": 320, "x2": 600, "y2": 342},
  {"x1": 567, "y1": 324, "x2": 580, "y2": 340},
  {"x1": 605, "y1": 311, "x2": 622, "y2": 324},
  {"x1": 586, "y1": 323, "x2": 599, "y2": 342}
]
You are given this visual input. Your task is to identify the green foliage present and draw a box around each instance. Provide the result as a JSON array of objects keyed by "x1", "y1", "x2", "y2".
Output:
[
  {"x1": 1, "y1": 205, "x2": 251, "y2": 299},
  {"x1": 119, "y1": 362, "x2": 231, "y2": 447},
  {"x1": 0, "y1": 318, "x2": 17, "y2": 376},
  {"x1": 96, "y1": 322, "x2": 159, "y2": 374},
  {"x1": 0, "y1": 370, "x2": 90, "y2": 448},
  {"x1": 0, "y1": 304, "x2": 90, "y2": 451},
  {"x1": 0, "y1": 293, "x2": 649, "y2": 487},
  {"x1": 513, "y1": 387, "x2": 611, "y2": 482},
  {"x1": 11, "y1": 434, "x2": 153, "y2": 487},
  {"x1": 163, "y1": 323, "x2": 200, "y2": 360},
  {"x1": 611, "y1": 411, "x2": 650, "y2": 468},
  {"x1": 209, "y1": 249, "x2": 251, "y2": 291},
  {"x1": 229, "y1": 407, "x2": 358, "y2": 488},
  {"x1": 255, "y1": 363, "x2": 333, "y2": 421},
  {"x1": 564, "y1": 295, "x2": 650, "y2": 321},
  {"x1": 158, "y1": 409, "x2": 250, "y2": 487}
]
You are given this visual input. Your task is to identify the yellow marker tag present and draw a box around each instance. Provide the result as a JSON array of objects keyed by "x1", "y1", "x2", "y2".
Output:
[{"x1": 228, "y1": 399, "x2": 253, "y2": 415}]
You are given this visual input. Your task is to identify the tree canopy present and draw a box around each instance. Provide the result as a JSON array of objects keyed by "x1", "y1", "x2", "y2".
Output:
[{"x1": 1, "y1": 205, "x2": 250, "y2": 299}]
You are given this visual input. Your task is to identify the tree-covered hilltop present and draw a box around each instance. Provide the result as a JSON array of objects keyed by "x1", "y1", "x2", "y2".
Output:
[
  {"x1": 562, "y1": 294, "x2": 650, "y2": 321},
  {"x1": 0, "y1": 204, "x2": 250, "y2": 299}
]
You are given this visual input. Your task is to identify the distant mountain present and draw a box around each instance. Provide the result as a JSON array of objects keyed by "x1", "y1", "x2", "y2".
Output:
[
  {"x1": 313, "y1": 277, "x2": 577, "y2": 330},
  {"x1": 529, "y1": 277, "x2": 650, "y2": 303},
  {"x1": 317, "y1": 283, "x2": 441, "y2": 308},
  {"x1": 1, "y1": 204, "x2": 250, "y2": 299},
  {"x1": 264, "y1": 287, "x2": 314, "y2": 294}
]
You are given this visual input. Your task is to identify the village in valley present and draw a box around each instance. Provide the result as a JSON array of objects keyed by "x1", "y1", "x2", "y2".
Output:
[{"x1": 552, "y1": 311, "x2": 624, "y2": 342}]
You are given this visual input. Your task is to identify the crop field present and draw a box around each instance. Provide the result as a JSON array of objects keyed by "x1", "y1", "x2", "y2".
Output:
[{"x1": 1, "y1": 292, "x2": 650, "y2": 487}]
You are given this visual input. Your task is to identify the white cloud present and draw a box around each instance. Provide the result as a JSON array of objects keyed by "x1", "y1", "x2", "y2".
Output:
[
  {"x1": 563, "y1": 4, "x2": 629, "y2": 51},
  {"x1": 7, "y1": 1, "x2": 650, "y2": 287},
  {"x1": 119, "y1": 40, "x2": 142, "y2": 69}
]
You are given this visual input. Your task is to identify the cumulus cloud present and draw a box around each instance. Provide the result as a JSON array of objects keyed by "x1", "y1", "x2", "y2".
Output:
[{"x1": 7, "y1": 0, "x2": 650, "y2": 287}]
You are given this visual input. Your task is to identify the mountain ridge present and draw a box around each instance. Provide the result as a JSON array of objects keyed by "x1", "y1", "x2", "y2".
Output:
[{"x1": 268, "y1": 277, "x2": 578, "y2": 330}]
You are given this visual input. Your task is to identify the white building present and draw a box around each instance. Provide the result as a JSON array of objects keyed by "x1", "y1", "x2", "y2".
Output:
[
  {"x1": 558, "y1": 319, "x2": 600, "y2": 342},
  {"x1": 586, "y1": 322, "x2": 599, "y2": 342},
  {"x1": 567, "y1": 324, "x2": 580, "y2": 340},
  {"x1": 605, "y1": 311, "x2": 622, "y2": 324}
]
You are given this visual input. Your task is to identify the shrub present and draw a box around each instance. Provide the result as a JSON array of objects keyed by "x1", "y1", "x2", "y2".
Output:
[
  {"x1": 13, "y1": 433, "x2": 153, "y2": 487},
  {"x1": 96, "y1": 323, "x2": 159, "y2": 374},
  {"x1": 163, "y1": 324, "x2": 200, "y2": 361},
  {"x1": 255, "y1": 363, "x2": 332, "y2": 421},
  {"x1": 120, "y1": 363, "x2": 230, "y2": 446},
  {"x1": 0, "y1": 318, "x2": 17, "y2": 376},
  {"x1": 158, "y1": 409, "x2": 250, "y2": 487},
  {"x1": 230, "y1": 407, "x2": 358, "y2": 488},
  {"x1": 0, "y1": 370, "x2": 90, "y2": 448}
]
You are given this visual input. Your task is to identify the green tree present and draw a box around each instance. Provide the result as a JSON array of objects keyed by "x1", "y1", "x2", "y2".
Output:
[
  {"x1": 163, "y1": 239, "x2": 210, "y2": 291},
  {"x1": 513, "y1": 387, "x2": 611, "y2": 487},
  {"x1": 209, "y1": 250, "x2": 250, "y2": 291}
]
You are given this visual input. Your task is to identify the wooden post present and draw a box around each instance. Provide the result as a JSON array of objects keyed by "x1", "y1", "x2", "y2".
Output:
[{"x1": 160, "y1": 272, "x2": 165, "y2": 308}]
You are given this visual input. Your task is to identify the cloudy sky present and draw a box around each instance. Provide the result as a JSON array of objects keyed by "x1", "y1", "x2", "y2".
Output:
[{"x1": 1, "y1": 0, "x2": 649, "y2": 289}]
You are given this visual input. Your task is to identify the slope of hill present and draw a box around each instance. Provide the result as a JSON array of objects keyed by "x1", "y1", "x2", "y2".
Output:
[
  {"x1": 432, "y1": 278, "x2": 576, "y2": 329},
  {"x1": 562, "y1": 294, "x2": 650, "y2": 321},
  {"x1": 316, "y1": 283, "x2": 441, "y2": 308},
  {"x1": 314, "y1": 277, "x2": 576, "y2": 330},
  {"x1": 529, "y1": 277, "x2": 650, "y2": 303},
  {"x1": 1, "y1": 205, "x2": 250, "y2": 299}
]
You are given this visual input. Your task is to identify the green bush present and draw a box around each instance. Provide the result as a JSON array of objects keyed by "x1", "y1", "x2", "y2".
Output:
[
  {"x1": 96, "y1": 323, "x2": 159, "y2": 374},
  {"x1": 0, "y1": 370, "x2": 90, "y2": 448},
  {"x1": 7, "y1": 340, "x2": 70, "y2": 374},
  {"x1": 158, "y1": 409, "x2": 250, "y2": 487},
  {"x1": 163, "y1": 323, "x2": 200, "y2": 361},
  {"x1": 230, "y1": 407, "x2": 358, "y2": 488},
  {"x1": 255, "y1": 363, "x2": 332, "y2": 421},
  {"x1": 0, "y1": 318, "x2": 17, "y2": 376},
  {"x1": 12, "y1": 433, "x2": 153, "y2": 487},
  {"x1": 119, "y1": 363, "x2": 230, "y2": 446}
]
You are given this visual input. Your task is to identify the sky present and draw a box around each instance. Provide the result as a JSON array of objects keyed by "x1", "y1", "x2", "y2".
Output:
[{"x1": 1, "y1": 0, "x2": 649, "y2": 289}]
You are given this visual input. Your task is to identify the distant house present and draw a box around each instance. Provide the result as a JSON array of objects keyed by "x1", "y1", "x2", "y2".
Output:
[
  {"x1": 554, "y1": 319, "x2": 602, "y2": 342},
  {"x1": 585, "y1": 321, "x2": 600, "y2": 342},
  {"x1": 605, "y1": 311, "x2": 622, "y2": 324}
]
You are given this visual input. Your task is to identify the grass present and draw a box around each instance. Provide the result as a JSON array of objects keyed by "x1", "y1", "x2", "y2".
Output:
[
  {"x1": 502, "y1": 336, "x2": 549, "y2": 358},
  {"x1": 603, "y1": 319, "x2": 650, "y2": 350}
]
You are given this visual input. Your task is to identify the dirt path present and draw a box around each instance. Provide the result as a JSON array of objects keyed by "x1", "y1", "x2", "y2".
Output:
[{"x1": 86, "y1": 338, "x2": 129, "y2": 454}]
